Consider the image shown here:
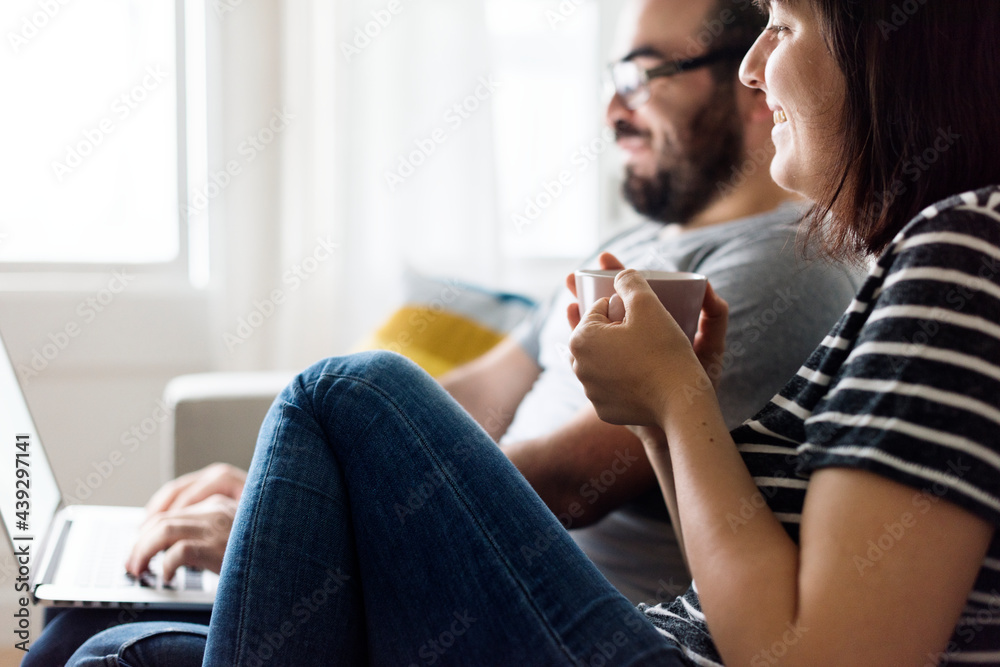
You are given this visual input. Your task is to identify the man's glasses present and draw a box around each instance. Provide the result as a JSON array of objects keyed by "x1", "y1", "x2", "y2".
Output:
[{"x1": 608, "y1": 47, "x2": 750, "y2": 110}]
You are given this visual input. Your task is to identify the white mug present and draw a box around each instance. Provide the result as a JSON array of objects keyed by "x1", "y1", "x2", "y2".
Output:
[{"x1": 574, "y1": 269, "x2": 707, "y2": 342}]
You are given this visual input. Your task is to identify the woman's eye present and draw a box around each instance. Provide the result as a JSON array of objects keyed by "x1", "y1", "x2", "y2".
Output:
[{"x1": 766, "y1": 23, "x2": 788, "y2": 35}]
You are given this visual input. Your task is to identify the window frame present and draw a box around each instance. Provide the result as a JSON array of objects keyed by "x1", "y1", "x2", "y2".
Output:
[{"x1": 0, "y1": 0, "x2": 207, "y2": 290}]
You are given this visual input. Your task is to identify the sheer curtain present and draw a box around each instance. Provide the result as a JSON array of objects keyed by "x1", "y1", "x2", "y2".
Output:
[
  {"x1": 209, "y1": 0, "x2": 500, "y2": 371},
  {"x1": 209, "y1": 0, "x2": 620, "y2": 372},
  {"x1": 332, "y1": 0, "x2": 501, "y2": 362}
]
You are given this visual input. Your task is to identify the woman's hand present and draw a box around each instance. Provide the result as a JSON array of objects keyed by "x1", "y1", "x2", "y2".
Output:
[
  {"x1": 690, "y1": 281, "x2": 728, "y2": 393},
  {"x1": 566, "y1": 252, "x2": 627, "y2": 327},
  {"x1": 566, "y1": 254, "x2": 730, "y2": 392},
  {"x1": 570, "y1": 271, "x2": 727, "y2": 426}
]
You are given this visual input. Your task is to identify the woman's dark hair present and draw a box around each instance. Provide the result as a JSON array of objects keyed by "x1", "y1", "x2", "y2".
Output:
[{"x1": 802, "y1": 0, "x2": 1000, "y2": 260}]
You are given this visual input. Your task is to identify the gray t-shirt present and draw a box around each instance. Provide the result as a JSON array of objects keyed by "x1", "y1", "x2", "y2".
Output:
[{"x1": 502, "y1": 202, "x2": 865, "y2": 604}]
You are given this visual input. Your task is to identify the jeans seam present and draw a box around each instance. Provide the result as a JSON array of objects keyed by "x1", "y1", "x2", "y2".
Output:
[
  {"x1": 231, "y1": 400, "x2": 289, "y2": 666},
  {"x1": 311, "y1": 367, "x2": 580, "y2": 663}
]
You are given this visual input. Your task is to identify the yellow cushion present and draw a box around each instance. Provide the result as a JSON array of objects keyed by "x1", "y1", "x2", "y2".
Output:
[
  {"x1": 351, "y1": 272, "x2": 536, "y2": 377},
  {"x1": 353, "y1": 306, "x2": 507, "y2": 378}
]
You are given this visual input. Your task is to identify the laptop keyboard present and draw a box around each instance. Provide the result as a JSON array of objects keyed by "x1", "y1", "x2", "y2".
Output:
[{"x1": 74, "y1": 521, "x2": 205, "y2": 591}]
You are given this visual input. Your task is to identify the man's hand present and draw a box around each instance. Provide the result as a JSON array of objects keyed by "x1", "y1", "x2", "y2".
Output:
[
  {"x1": 126, "y1": 463, "x2": 247, "y2": 580},
  {"x1": 144, "y1": 462, "x2": 246, "y2": 514},
  {"x1": 126, "y1": 494, "x2": 238, "y2": 581}
]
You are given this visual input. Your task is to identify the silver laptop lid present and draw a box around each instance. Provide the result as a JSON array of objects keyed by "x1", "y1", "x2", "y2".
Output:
[{"x1": 0, "y1": 331, "x2": 63, "y2": 554}]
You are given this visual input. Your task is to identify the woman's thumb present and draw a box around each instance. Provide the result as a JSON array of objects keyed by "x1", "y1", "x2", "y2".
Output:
[{"x1": 613, "y1": 269, "x2": 653, "y2": 304}]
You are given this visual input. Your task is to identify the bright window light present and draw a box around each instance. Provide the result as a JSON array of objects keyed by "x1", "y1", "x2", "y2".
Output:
[
  {"x1": 486, "y1": 0, "x2": 603, "y2": 259},
  {"x1": 0, "y1": 0, "x2": 180, "y2": 264}
]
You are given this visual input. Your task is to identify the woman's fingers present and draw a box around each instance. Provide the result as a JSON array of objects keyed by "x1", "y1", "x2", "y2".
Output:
[
  {"x1": 567, "y1": 253, "x2": 627, "y2": 328},
  {"x1": 692, "y1": 283, "x2": 730, "y2": 390}
]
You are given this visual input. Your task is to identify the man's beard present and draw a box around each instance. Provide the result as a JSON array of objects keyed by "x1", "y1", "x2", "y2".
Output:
[{"x1": 619, "y1": 82, "x2": 745, "y2": 224}]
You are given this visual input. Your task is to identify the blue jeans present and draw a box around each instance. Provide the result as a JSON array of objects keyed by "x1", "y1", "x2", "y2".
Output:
[
  {"x1": 24, "y1": 608, "x2": 210, "y2": 666},
  {"x1": 69, "y1": 352, "x2": 686, "y2": 666}
]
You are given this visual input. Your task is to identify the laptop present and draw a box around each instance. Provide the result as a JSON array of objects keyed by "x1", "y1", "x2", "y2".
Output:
[{"x1": 0, "y1": 331, "x2": 216, "y2": 609}]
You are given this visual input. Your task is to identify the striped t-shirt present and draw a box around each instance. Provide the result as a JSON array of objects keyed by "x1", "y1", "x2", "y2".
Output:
[{"x1": 637, "y1": 185, "x2": 1000, "y2": 666}]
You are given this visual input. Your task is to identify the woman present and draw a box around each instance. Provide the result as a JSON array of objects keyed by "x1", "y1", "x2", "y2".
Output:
[{"x1": 69, "y1": 0, "x2": 1000, "y2": 664}]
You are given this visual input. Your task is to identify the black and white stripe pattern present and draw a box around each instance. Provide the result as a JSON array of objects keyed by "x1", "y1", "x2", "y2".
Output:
[{"x1": 637, "y1": 186, "x2": 1000, "y2": 665}]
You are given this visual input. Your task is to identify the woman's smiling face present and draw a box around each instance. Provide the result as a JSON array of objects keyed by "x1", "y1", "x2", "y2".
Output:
[{"x1": 739, "y1": 0, "x2": 847, "y2": 200}]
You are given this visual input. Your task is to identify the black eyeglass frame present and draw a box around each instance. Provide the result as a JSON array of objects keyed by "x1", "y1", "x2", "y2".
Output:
[{"x1": 609, "y1": 46, "x2": 752, "y2": 109}]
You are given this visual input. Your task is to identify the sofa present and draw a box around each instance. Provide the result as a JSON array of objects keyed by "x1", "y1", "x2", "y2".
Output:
[{"x1": 161, "y1": 275, "x2": 536, "y2": 477}]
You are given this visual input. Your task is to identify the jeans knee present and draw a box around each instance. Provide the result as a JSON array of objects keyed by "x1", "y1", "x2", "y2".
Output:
[
  {"x1": 300, "y1": 351, "x2": 424, "y2": 393},
  {"x1": 281, "y1": 351, "x2": 430, "y2": 424}
]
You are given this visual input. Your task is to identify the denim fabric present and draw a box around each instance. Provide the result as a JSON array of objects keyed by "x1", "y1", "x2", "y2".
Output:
[
  {"x1": 25, "y1": 608, "x2": 210, "y2": 667},
  {"x1": 64, "y1": 621, "x2": 208, "y2": 666},
  {"x1": 71, "y1": 352, "x2": 687, "y2": 666}
]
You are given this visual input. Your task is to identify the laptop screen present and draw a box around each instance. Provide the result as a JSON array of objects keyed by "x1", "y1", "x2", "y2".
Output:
[{"x1": 0, "y1": 332, "x2": 62, "y2": 553}]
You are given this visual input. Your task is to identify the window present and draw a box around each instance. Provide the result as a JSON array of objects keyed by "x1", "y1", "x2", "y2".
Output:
[
  {"x1": 486, "y1": 0, "x2": 605, "y2": 259},
  {"x1": 1, "y1": 0, "x2": 199, "y2": 270}
]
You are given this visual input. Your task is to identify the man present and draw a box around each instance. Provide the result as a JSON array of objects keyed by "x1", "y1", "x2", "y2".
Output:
[{"x1": 27, "y1": 0, "x2": 862, "y2": 662}]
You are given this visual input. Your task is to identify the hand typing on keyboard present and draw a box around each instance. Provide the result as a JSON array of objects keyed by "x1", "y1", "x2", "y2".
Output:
[{"x1": 125, "y1": 463, "x2": 245, "y2": 582}]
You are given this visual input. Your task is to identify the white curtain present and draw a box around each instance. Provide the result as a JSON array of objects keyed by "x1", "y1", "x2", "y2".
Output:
[
  {"x1": 205, "y1": 0, "x2": 636, "y2": 373},
  {"x1": 209, "y1": 0, "x2": 499, "y2": 372},
  {"x1": 333, "y1": 0, "x2": 501, "y2": 363}
]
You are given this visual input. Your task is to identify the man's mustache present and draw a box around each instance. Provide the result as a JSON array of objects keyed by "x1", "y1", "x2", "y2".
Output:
[{"x1": 614, "y1": 119, "x2": 650, "y2": 141}]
